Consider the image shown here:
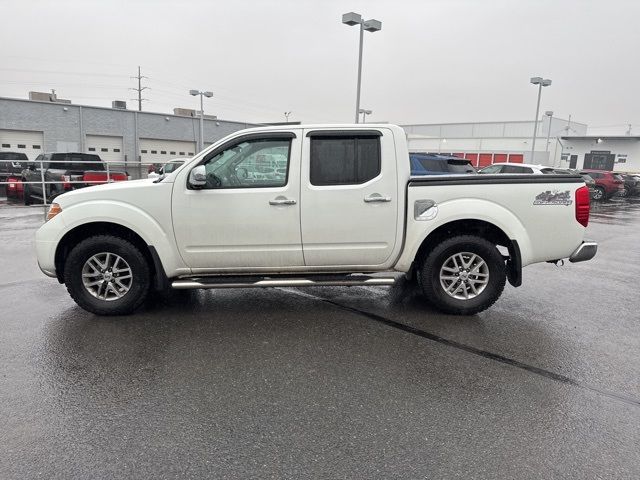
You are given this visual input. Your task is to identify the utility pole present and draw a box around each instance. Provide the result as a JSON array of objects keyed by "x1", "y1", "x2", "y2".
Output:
[
  {"x1": 284, "y1": 111, "x2": 291, "y2": 122},
  {"x1": 130, "y1": 66, "x2": 149, "y2": 111},
  {"x1": 627, "y1": 124, "x2": 632, "y2": 136}
]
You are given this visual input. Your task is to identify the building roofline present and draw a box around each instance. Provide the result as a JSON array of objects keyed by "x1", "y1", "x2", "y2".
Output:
[
  {"x1": 401, "y1": 119, "x2": 587, "y2": 127},
  {"x1": 0, "y1": 95, "x2": 255, "y2": 127},
  {"x1": 561, "y1": 135, "x2": 640, "y2": 140}
]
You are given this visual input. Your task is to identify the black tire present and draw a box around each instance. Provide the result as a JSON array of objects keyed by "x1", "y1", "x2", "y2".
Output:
[
  {"x1": 64, "y1": 235, "x2": 150, "y2": 315},
  {"x1": 22, "y1": 182, "x2": 32, "y2": 205},
  {"x1": 419, "y1": 235, "x2": 506, "y2": 315},
  {"x1": 592, "y1": 186, "x2": 605, "y2": 201},
  {"x1": 619, "y1": 187, "x2": 629, "y2": 198}
]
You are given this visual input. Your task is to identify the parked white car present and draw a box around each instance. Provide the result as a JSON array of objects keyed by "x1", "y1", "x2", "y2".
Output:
[
  {"x1": 147, "y1": 158, "x2": 187, "y2": 179},
  {"x1": 479, "y1": 162, "x2": 559, "y2": 174},
  {"x1": 35, "y1": 124, "x2": 596, "y2": 316}
]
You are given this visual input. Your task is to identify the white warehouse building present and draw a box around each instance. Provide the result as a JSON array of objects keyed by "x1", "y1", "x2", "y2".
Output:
[{"x1": 402, "y1": 117, "x2": 588, "y2": 168}]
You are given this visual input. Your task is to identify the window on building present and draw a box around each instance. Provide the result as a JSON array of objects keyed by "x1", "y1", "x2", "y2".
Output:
[
  {"x1": 101, "y1": 148, "x2": 108, "y2": 152},
  {"x1": 88, "y1": 147, "x2": 96, "y2": 151},
  {"x1": 113, "y1": 148, "x2": 120, "y2": 153},
  {"x1": 1, "y1": 144, "x2": 10, "y2": 148},
  {"x1": 32, "y1": 145, "x2": 41, "y2": 149},
  {"x1": 170, "y1": 151, "x2": 176, "y2": 155},
  {"x1": 141, "y1": 150, "x2": 148, "y2": 154},
  {"x1": 179, "y1": 152, "x2": 185, "y2": 156},
  {"x1": 151, "y1": 150, "x2": 157, "y2": 154},
  {"x1": 309, "y1": 135, "x2": 381, "y2": 186},
  {"x1": 188, "y1": 152, "x2": 194, "y2": 156},
  {"x1": 17, "y1": 144, "x2": 26, "y2": 149},
  {"x1": 161, "y1": 151, "x2": 167, "y2": 155}
]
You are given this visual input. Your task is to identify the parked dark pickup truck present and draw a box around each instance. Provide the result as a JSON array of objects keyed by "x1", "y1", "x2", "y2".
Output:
[
  {"x1": 0, "y1": 151, "x2": 28, "y2": 179},
  {"x1": 22, "y1": 152, "x2": 127, "y2": 204}
]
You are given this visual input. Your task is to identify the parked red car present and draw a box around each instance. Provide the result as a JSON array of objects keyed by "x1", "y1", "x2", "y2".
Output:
[{"x1": 579, "y1": 170, "x2": 624, "y2": 200}]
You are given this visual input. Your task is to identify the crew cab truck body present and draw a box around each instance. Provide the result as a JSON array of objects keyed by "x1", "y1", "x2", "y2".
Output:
[
  {"x1": 35, "y1": 124, "x2": 597, "y2": 316},
  {"x1": 22, "y1": 152, "x2": 127, "y2": 205}
]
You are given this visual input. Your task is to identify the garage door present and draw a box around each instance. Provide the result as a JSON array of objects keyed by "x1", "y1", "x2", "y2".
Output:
[
  {"x1": 0, "y1": 129, "x2": 44, "y2": 160},
  {"x1": 86, "y1": 135, "x2": 123, "y2": 162},
  {"x1": 139, "y1": 139, "x2": 196, "y2": 164}
]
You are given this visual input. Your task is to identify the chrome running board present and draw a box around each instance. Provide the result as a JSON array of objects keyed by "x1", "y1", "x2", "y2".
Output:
[{"x1": 171, "y1": 275, "x2": 396, "y2": 290}]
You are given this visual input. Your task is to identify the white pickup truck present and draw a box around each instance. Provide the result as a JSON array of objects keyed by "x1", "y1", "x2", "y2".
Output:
[{"x1": 35, "y1": 124, "x2": 596, "y2": 316}]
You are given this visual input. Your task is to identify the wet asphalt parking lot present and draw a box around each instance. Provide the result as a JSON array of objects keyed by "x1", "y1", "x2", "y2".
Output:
[{"x1": 1, "y1": 197, "x2": 639, "y2": 479}]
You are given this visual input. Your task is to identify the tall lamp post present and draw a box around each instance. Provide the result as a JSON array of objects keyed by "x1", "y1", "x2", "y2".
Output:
[
  {"x1": 284, "y1": 111, "x2": 291, "y2": 123},
  {"x1": 544, "y1": 110, "x2": 554, "y2": 154},
  {"x1": 189, "y1": 89, "x2": 213, "y2": 152},
  {"x1": 359, "y1": 108, "x2": 372, "y2": 123},
  {"x1": 529, "y1": 77, "x2": 551, "y2": 162},
  {"x1": 342, "y1": 12, "x2": 382, "y2": 123}
]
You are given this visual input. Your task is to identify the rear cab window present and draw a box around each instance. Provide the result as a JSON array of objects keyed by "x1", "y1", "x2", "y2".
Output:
[
  {"x1": 309, "y1": 133, "x2": 381, "y2": 186},
  {"x1": 50, "y1": 153, "x2": 105, "y2": 171}
]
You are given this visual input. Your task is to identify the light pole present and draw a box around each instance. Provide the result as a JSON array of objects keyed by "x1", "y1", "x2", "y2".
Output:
[
  {"x1": 529, "y1": 77, "x2": 551, "y2": 163},
  {"x1": 358, "y1": 108, "x2": 372, "y2": 123},
  {"x1": 342, "y1": 12, "x2": 382, "y2": 123},
  {"x1": 544, "y1": 110, "x2": 554, "y2": 154},
  {"x1": 189, "y1": 89, "x2": 213, "y2": 152},
  {"x1": 284, "y1": 111, "x2": 291, "y2": 122}
]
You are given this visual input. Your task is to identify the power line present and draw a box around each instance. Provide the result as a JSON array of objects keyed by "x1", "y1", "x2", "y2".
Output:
[{"x1": 129, "y1": 66, "x2": 149, "y2": 111}]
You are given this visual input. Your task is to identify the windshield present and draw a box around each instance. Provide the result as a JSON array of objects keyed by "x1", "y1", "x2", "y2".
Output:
[{"x1": 163, "y1": 161, "x2": 184, "y2": 174}]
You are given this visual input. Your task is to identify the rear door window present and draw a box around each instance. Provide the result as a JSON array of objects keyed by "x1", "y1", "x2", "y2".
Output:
[
  {"x1": 480, "y1": 165, "x2": 502, "y2": 174},
  {"x1": 310, "y1": 136, "x2": 381, "y2": 186}
]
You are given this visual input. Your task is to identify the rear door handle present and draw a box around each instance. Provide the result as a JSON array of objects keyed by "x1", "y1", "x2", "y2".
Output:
[
  {"x1": 364, "y1": 193, "x2": 392, "y2": 203},
  {"x1": 269, "y1": 196, "x2": 297, "y2": 206}
]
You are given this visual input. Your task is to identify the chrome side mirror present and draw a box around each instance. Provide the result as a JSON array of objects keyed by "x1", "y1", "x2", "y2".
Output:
[{"x1": 189, "y1": 165, "x2": 207, "y2": 188}]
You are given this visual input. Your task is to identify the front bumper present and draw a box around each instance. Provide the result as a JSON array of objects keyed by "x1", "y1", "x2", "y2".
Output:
[{"x1": 569, "y1": 241, "x2": 598, "y2": 263}]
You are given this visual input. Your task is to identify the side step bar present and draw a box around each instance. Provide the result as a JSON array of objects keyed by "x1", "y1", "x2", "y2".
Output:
[{"x1": 171, "y1": 275, "x2": 396, "y2": 290}]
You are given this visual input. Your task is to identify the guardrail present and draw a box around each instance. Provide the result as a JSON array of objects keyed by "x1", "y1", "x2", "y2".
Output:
[{"x1": 0, "y1": 159, "x2": 164, "y2": 206}]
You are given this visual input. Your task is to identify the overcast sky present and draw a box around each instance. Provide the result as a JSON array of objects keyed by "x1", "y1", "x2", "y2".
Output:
[{"x1": 1, "y1": 0, "x2": 639, "y2": 133}]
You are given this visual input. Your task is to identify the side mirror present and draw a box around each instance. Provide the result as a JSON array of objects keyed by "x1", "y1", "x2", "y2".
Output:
[{"x1": 189, "y1": 165, "x2": 207, "y2": 188}]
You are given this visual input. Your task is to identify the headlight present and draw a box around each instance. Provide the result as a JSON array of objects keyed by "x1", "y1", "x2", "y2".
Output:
[{"x1": 46, "y1": 203, "x2": 62, "y2": 221}]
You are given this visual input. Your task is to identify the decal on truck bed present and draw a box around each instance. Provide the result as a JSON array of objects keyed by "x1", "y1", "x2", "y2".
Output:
[{"x1": 534, "y1": 190, "x2": 572, "y2": 206}]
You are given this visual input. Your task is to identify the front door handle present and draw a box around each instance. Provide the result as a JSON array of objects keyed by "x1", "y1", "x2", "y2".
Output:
[
  {"x1": 269, "y1": 196, "x2": 297, "y2": 206},
  {"x1": 364, "y1": 193, "x2": 392, "y2": 203}
]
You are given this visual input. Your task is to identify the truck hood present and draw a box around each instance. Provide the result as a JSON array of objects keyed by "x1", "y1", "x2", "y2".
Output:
[{"x1": 54, "y1": 178, "x2": 164, "y2": 208}]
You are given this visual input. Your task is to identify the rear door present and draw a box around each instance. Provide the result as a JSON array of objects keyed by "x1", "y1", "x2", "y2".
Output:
[{"x1": 300, "y1": 129, "x2": 398, "y2": 267}]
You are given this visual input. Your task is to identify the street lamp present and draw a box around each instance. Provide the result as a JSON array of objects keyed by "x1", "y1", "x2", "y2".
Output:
[
  {"x1": 190, "y1": 89, "x2": 213, "y2": 152},
  {"x1": 342, "y1": 12, "x2": 382, "y2": 123},
  {"x1": 529, "y1": 76, "x2": 551, "y2": 162},
  {"x1": 358, "y1": 108, "x2": 372, "y2": 123},
  {"x1": 284, "y1": 111, "x2": 291, "y2": 122},
  {"x1": 544, "y1": 110, "x2": 554, "y2": 153}
]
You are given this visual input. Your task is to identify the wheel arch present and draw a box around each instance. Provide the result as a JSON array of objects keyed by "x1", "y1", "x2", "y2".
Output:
[
  {"x1": 54, "y1": 222, "x2": 168, "y2": 290},
  {"x1": 413, "y1": 219, "x2": 522, "y2": 287}
]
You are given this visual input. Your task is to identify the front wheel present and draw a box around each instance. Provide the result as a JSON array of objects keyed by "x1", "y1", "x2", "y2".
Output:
[
  {"x1": 64, "y1": 235, "x2": 150, "y2": 315},
  {"x1": 419, "y1": 235, "x2": 506, "y2": 315},
  {"x1": 22, "y1": 182, "x2": 32, "y2": 205}
]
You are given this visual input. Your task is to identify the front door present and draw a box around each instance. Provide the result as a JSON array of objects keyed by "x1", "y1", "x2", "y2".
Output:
[
  {"x1": 300, "y1": 129, "x2": 399, "y2": 268},
  {"x1": 172, "y1": 133, "x2": 303, "y2": 272}
]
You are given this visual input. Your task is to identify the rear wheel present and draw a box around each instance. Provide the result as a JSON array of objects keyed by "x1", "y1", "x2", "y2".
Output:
[
  {"x1": 64, "y1": 235, "x2": 150, "y2": 315},
  {"x1": 592, "y1": 186, "x2": 605, "y2": 200},
  {"x1": 419, "y1": 235, "x2": 506, "y2": 315},
  {"x1": 619, "y1": 187, "x2": 629, "y2": 198}
]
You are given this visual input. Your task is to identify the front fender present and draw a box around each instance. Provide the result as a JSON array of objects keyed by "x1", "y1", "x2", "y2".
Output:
[{"x1": 48, "y1": 200, "x2": 188, "y2": 277}]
